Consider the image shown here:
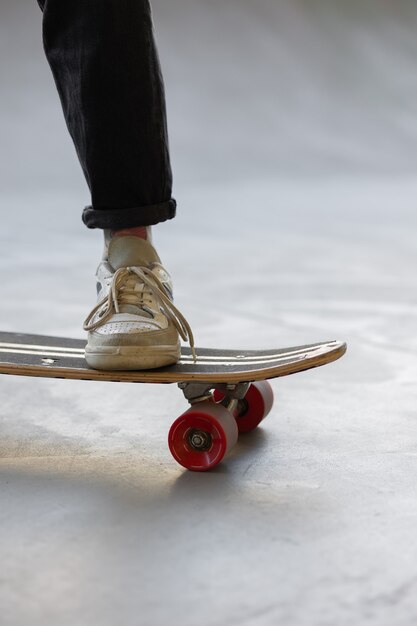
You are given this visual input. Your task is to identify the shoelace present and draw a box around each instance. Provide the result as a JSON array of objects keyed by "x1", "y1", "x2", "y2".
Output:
[{"x1": 83, "y1": 265, "x2": 196, "y2": 361}]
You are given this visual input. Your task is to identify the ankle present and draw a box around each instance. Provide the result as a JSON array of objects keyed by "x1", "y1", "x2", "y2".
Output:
[
  {"x1": 103, "y1": 226, "x2": 153, "y2": 259},
  {"x1": 112, "y1": 226, "x2": 151, "y2": 240}
]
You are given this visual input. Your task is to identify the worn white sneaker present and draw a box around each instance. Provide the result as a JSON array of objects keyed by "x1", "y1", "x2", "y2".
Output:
[{"x1": 83, "y1": 236, "x2": 195, "y2": 370}]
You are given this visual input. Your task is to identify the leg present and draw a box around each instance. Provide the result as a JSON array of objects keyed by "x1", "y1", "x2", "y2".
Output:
[
  {"x1": 37, "y1": 0, "x2": 176, "y2": 229},
  {"x1": 37, "y1": 0, "x2": 193, "y2": 370}
]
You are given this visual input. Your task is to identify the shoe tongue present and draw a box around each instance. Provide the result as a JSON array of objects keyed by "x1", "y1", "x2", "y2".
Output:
[{"x1": 108, "y1": 236, "x2": 161, "y2": 270}]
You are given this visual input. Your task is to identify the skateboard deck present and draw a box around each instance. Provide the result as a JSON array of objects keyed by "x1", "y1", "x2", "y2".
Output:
[
  {"x1": 0, "y1": 332, "x2": 345, "y2": 384},
  {"x1": 0, "y1": 331, "x2": 346, "y2": 471}
]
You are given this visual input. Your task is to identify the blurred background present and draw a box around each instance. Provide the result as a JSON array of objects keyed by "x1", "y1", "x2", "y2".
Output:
[
  {"x1": 1, "y1": 2, "x2": 417, "y2": 626},
  {"x1": 2, "y1": 0, "x2": 417, "y2": 190},
  {"x1": 1, "y1": 0, "x2": 417, "y2": 347}
]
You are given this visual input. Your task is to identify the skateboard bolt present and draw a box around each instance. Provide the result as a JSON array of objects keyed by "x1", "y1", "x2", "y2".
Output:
[{"x1": 188, "y1": 429, "x2": 212, "y2": 452}]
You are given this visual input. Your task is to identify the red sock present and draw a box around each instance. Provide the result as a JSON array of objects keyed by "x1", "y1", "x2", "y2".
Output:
[
  {"x1": 102, "y1": 226, "x2": 152, "y2": 259},
  {"x1": 112, "y1": 226, "x2": 150, "y2": 240}
]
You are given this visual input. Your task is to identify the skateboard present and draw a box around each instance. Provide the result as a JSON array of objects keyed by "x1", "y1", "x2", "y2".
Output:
[{"x1": 0, "y1": 331, "x2": 346, "y2": 471}]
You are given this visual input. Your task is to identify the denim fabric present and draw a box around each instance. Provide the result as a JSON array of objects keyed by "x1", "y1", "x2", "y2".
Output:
[{"x1": 37, "y1": 0, "x2": 176, "y2": 229}]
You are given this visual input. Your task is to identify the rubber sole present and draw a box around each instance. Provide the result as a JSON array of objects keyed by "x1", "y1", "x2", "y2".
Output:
[{"x1": 85, "y1": 343, "x2": 181, "y2": 371}]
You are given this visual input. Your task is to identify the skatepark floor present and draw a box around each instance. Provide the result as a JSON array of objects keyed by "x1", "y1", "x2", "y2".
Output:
[
  {"x1": 1, "y1": 2, "x2": 417, "y2": 625},
  {"x1": 2, "y1": 179, "x2": 417, "y2": 626}
]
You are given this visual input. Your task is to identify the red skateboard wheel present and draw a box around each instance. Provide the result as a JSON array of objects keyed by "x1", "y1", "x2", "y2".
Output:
[
  {"x1": 168, "y1": 401, "x2": 239, "y2": 471},
  {"x1": 214, "y1": 381, "x2": 274, "y2": 433}
]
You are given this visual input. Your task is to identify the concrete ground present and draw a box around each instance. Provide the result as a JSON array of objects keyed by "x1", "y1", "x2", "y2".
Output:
[{"x1": 1, "y1": 1, "x2": 417, "y2": 625}]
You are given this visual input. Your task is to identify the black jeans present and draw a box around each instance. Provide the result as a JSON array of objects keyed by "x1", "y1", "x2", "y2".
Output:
[{"x1": 37, "y1": 0, "x2": 176, "y2": 229}]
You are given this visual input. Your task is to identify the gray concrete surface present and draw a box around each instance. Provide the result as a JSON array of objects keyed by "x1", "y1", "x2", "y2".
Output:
[{"x1": 1, "y1": 1, "x2": 417, "y2": 625}]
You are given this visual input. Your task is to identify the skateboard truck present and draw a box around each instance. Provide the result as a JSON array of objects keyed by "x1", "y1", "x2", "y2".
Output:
[
  {"x1": 177, "y1": 381, "x2": 250, "y2": 403},
  {"x1": 177, "y1": 381, "x2": 251, "y2": 418}
]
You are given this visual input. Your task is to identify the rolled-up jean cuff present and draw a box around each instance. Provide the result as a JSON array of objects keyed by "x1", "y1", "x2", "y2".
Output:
[{"x1": 82, "y1": 198, "x2": 177, "y2": 229}]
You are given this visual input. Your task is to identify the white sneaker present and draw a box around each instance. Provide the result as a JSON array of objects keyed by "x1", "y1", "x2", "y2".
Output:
[{"x1": 83, "y1": 236, "x2": 195, "y2": 370}]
